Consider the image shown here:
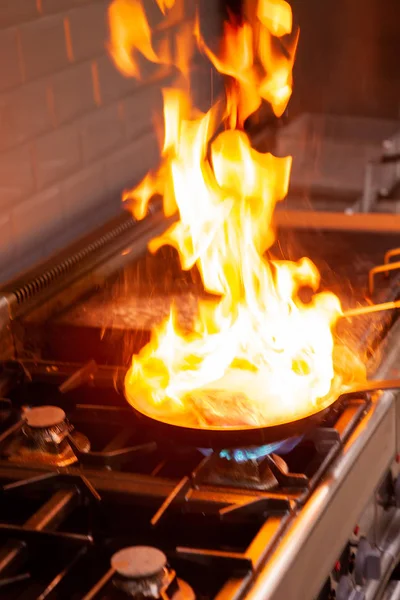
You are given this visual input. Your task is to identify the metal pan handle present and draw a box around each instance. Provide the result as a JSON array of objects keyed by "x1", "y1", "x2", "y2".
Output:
[{"x1": 341, "y1": 378, "x2": 400, "y2": 397}]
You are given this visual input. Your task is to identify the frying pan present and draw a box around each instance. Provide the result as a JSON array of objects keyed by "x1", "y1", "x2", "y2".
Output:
[{"x1": 126, "y1": 379, "x2": 400, "y2": 450}]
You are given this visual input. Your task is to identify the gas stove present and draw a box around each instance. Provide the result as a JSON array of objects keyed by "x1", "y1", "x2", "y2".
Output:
[
  {"x1": 0, "y1": 358, "x2": 381, "y2": 599},
  {"x1": 0, "y1": 209, "x2": 399, "y2": 599}
]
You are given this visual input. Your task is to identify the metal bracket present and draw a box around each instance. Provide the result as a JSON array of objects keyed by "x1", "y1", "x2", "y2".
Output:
[{"x1": 369, "y1": 261, "x2": 400, "y2": 297}]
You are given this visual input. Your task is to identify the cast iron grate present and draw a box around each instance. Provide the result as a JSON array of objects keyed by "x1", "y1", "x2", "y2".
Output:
[{"x1": 0, "y1": 359, "x2": 370, "y2": 599}]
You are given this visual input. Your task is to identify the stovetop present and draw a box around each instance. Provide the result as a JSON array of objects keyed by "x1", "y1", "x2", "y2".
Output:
[
  {"x1": 0, "y1": 360, "x2": 372, "y2": 599},
  {"x1": 1, "y1": 226, "x2": 400, "y2": 599},
  {"x1": 18, "y1": 228, "x2": 400, "y2": 368}
]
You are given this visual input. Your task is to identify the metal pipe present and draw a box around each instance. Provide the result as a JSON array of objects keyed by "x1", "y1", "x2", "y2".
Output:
[
  {"x1": 274, "y1": 210, "x2": 400, "y2": 233},
  {"x1": 369, "y1": 262, "x2": 400, "y2": 296},
  {"x1": 341, "y1": 300, "x2": 400, "y2": 320},
  {"x1": 384, "y1": 248, "x2": 400, "y2": 265}
]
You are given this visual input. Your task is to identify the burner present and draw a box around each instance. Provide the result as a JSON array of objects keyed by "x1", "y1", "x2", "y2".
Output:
[
  {"x1": 111, "y1": 546, "x2": 195, "y2": 599},
  {"x1": 4, "y1": 405, "x2": 90, "y2": 467},
  {"x1": 199, "y1": 436, "x2": 303, "y2": 463},
  {"x1": 199, "y1": 453, "x2": 289, "y2": 491},
  {"x1": 24, "y1": 405, "x2": 66, "y2": 428}
]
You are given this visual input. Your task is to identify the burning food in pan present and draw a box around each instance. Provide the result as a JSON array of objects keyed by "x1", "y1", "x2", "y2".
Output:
[
  {"x1": 108, "y1": 0, "x2": 367, "y2": 431},
  {"x1": 125, "y1": 343, "x2": 366, "y2": 430}
]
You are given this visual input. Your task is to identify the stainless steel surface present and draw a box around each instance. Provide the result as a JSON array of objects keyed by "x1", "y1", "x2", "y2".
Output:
[
  {"x1": 245, "y1": 318, "x2": 400, "y2": 600},
  {"x1": 360, "y1": 132, "x2": 400, "y2": 213},
  {"x1": 383, "y1": 581, "x2": 400, "y2": 600},
  {"x1": 364, "y1": 512, "x2": 400, "y2": 599},
  {"x1": 246, "y1": 393, "x2": 395, "y2": 600},
  {"x1": 276, "y1": 114, "x2": 400, "y2": 200},
  {"x1": 275, "y1": 112, "x2": 400, "y2": 214}
]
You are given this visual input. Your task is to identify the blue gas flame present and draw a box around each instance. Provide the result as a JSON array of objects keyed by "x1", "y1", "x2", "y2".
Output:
[{"x1": 199, "y1": 436, "x2": 303, "y2": 463}]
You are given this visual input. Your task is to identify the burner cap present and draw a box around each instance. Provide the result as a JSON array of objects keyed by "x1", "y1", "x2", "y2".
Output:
[
  {"x1": 24, "y1": 406, "x2": 66, "y2": 429},
  {"x1": 111, "y1": 546, "x2": 167, "y2": 579}
]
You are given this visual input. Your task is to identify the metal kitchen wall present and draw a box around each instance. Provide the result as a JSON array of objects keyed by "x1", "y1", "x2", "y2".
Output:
[
  {"x1": 290, "y1": 0, "x2": 400, "y2": 120},
  {"x1": 0, "y1": 0, "x2": 219, "y2": 283}
]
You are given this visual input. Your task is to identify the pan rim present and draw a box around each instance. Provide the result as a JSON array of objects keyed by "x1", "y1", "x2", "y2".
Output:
[{"x1": 124, "y1": 385, "x2": 339, "y2": 433}]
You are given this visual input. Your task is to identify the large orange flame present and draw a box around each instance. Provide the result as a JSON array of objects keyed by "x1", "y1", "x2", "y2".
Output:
[{"x1": 107, "y1": 0, "x2": 365, "y2": 428}]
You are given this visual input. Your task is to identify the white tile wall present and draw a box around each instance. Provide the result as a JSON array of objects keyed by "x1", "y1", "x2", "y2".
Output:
[{"x1": 0, "y1": 0, "x2": 222, "y2": 283}]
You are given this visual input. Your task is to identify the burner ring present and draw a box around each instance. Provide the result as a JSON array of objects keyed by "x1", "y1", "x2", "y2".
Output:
[
  {"x1": 24, "y1": 406, "x2": 66, "y2": 429},
  {"x1": 111, "y1": 546, "x2": 167, "y2": 579}
]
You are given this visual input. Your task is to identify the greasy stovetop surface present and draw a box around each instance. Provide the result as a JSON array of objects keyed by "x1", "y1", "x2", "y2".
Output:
[
  {"x1": 52, "y1": 228, "x2": 400, "y2": 329},
  {"x1": 21, "y1": 228, "x2": 400, "y2": 367}
]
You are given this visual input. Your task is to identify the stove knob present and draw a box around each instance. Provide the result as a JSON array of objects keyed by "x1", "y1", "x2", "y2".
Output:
[
  {"x1": 354, "y1": 538, "x2": 381, "y2": 585},
  {"x1": 365, "y1": 548, "x2": 381, "y2": 579},
  {"x1": 336, "y1": 575, "x2": 353, "y2": 600}
]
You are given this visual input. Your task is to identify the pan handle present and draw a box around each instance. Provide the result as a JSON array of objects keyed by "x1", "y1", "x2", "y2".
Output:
[{"x1": 340, "y1": 378, "x2": 400, "y2": 397}]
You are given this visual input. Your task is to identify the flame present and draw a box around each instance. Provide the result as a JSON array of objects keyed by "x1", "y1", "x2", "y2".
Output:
[
  {"x1": 155, "y1": 0, "x2": 175, "y2": 14},
  {"x1": 108, "y1": 0, "x2": 365, "y2": 428},
  {"x1": 257, "y1": 0, "x2": 292, "y2": 37},
  {"x1": 108, "y1": 0, "x2": 159, "y2": 78}
]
